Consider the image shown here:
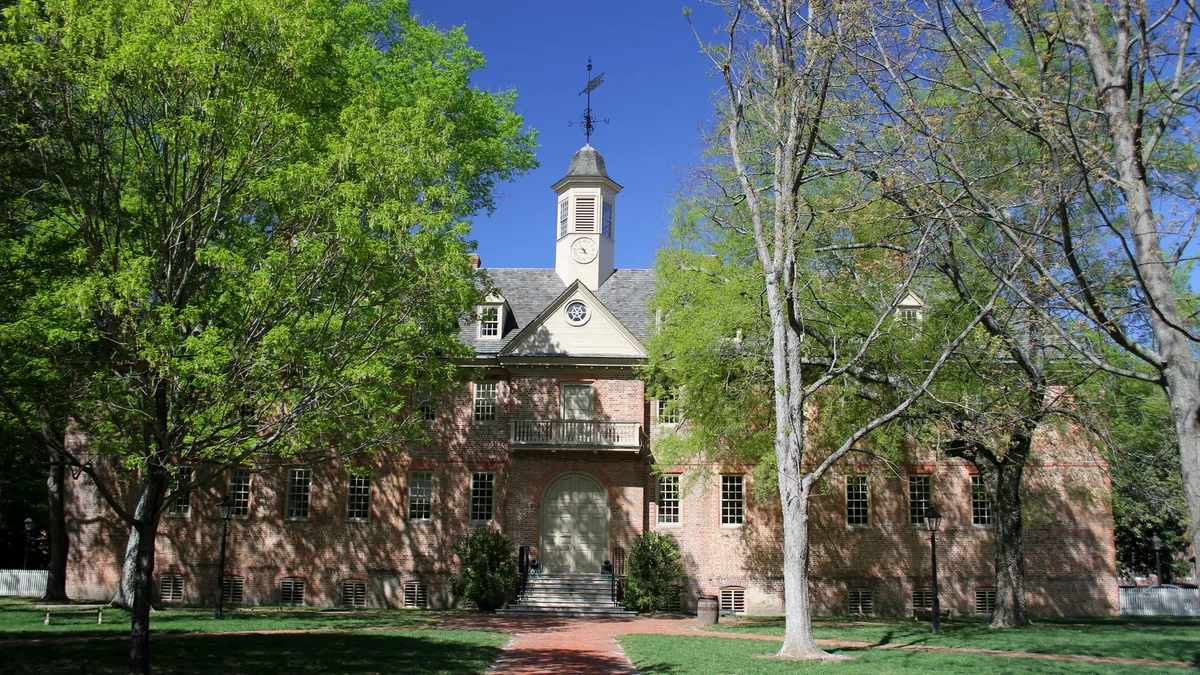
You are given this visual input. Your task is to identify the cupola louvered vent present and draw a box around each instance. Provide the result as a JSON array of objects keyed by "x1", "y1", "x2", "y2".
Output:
[
  {"x1": 342, "y1": 580, "x2": 367, "y2": 608},
  {"x1": 574, "y1": 197, "x2": 596, "y2": 232},
  {"x1": 403, "y1": 581, "x2": 429, "y2": 609}
]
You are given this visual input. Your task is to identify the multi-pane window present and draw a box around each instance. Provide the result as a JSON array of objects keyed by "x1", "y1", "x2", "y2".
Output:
[
  {"x1": 222, "y1": 576, "x2": 245, "y2": 605},
  {"x1": 470, "y1": 472, "x2": 495, "y2": 522},
  {"x1": 159, "y1": 574, "x2": 184, "y2": 602},
  {"x1": 478, "y1": 306, "x2": 500, "y2": 338},
  {"x1": 720, "y1": 586, "x2": 746, "y2": 615},
  {"x1": 408, "y1": 471, "x2": 433, "y2": 520},
  {"x1": 415, "y1": 388, "x2": 436, "y2": 423},
  {"x1": 403, "y1": 582, "x2": 429, "y2": 609},
  {"x1": 975, "y1": 587, "x2": 997, "y2": 615},
  {"x1": 657, "y1": 390, "x2": 680, "y2": 425},
  {"x1": 848, "y1": 588, "x2": 874, "y2": 616},
  {"x1": 342, "y1": 580, "x2": 368, "y2": 608},
  {"x1": 166, "y1": 469, "x2": 191, "y2": 516},
  {"x1": 908, "y1": 475, "x2": 932, "y2": 526},
  {"x1": 280, "y1": 577, "x2": 305, "y2": 606},
  {"x1": 720, "y1": 475, "x2": 744, "y2": 525},
  {"x1": 846, "y1": 475, "x2": 870, "y2": 526},
  {"x1": 286, "y1": 468, "x2": 311, "y2": 519},
  {"x1": 602, "y1": 201, "x2": 613, "y2": 238},
  {"x1": 970, "y1": 475, "x2": 993, "y2": 525},
  {"x1": 346, "y1": 471, "x2": 371, "y2": 521},
  {"x1": 559, "y1": 200, "x2": 569, "y2": 237},
  {"x1": 473, "y1": 382, "x2": 498, "y2": 423},
  {"x1": 229, "y1": 469, "x2": 252, "y2": 517},
  {"x1": 912, "y1": 588, "x2": 934, "y2": 610},
  {"x1": 898, "y1": 307, "x2": 921, "y2": 322},
  {"x1": 658, "y1": 475, "x2": 680, "y2": 524}
]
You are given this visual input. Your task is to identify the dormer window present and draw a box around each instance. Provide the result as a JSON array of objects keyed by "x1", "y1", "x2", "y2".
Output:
[
  {"x1": 478, "y1": 305, "x2": 502, "y2": 338},
  {"x1": 602, "y1": 201, "x2": 613, "y2": 238},
  {"x1": 896, "y1": 293, "x2": 925, "y2": 322},
  {"x1": 898, "y1": 307, "x2": 921, "y2": 322},
  {"x1": 559, "y1": 200, "x2": 569, "y2": 238}
]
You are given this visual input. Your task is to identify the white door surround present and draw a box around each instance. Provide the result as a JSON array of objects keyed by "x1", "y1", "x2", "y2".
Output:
[{"x1": 539, "y1": 472, "x2": 610, "y2": 573}]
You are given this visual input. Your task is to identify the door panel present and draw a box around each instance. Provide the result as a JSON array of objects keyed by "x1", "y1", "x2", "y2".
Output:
[
  {"x1": 539, "y1": 473, "x2": 609, "y2": 573},
  {"x1": 561, "y1": 384, "x2": 594, "y2": 420}
]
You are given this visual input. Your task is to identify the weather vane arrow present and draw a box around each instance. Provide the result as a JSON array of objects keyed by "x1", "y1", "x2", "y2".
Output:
[{"x1": 568, "y1": 58, "x2": 609, "y2": 144}]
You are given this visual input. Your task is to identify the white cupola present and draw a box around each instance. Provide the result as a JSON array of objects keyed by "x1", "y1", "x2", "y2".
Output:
[{"x1": 552, "y1": 144, "x2": 622, "y2": 290}]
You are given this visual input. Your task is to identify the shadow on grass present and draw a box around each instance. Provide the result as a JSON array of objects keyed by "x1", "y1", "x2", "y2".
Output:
[{"x1": 2, "y1": 630, "x2": 504, "y2": 675}]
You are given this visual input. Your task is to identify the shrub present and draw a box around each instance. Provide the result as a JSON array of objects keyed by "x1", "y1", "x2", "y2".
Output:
[
  {"x1": 623, "y1": 531, "x2": 685, "y2": 613},
  {"x1": 452, "y1": 527, "x2": 517, "y2": 611}
]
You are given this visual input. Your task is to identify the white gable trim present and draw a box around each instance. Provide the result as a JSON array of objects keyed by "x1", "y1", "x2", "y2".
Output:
[{"x1": 499, "y1": 281, "x2": 647, "y2": 357}]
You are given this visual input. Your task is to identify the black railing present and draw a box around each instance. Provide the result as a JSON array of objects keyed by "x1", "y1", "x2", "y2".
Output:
[
  {"x1": 611, "y1": 547, "x2": 626, "y2": 604},
  {"x1": 516, "y1": 546, "x2": 530, "y2": 602}
]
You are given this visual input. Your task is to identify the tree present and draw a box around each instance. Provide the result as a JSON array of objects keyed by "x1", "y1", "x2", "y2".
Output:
[
  {"x1": 844, "y1": 0, "x2": 1200, "y2": 562},
  {"x1": 0, "y1": 0, "x2": 534, "y2": 672}
]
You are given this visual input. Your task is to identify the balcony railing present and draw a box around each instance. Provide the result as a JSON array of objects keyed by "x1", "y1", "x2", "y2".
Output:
[{"x1": 509, "y1": 420, "x2": 642, "y2": 449}]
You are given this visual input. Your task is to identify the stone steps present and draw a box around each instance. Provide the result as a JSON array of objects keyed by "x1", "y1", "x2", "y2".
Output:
[{"x1": 498, "y1": 573, "x2": 636, "y2": 618}]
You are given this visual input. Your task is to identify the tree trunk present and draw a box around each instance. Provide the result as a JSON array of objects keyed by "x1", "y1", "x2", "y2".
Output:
[
  {"x1": 126, "y1": 469, "x2": 165, "y2": 675},
  {"x1": 42, "y1": 449, "x2": 69, "y2": 602},
  {"x1": 1069, "y1": 0, "x2": 1200, "y2": 561},
  {"x1": 777, "y1": 483, "x2": 830, "y2": 658},
  {"x1": 111, "y1": 527, "x2": 140, "y2": 610},
  {"x1": 985, "y1": 450, "x2": 1030, "y2": 628}
]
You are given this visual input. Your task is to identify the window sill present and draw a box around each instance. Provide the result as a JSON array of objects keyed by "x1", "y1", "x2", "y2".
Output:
[
  {"x1": 407, "y1": 518, "x2": 433, "y2": 524},
  {"x1": 655, "y1": 521, "x2": 682, "y2": 528},
  {"x1": 346, "y1": 518, "x2": 370, "y2": 525},
  {"x1": 719, "y1": 522, "x2": 745, "y2": 528},
  {"x1": 285, "y1": 517, "x2": 310, "y2": 522}
]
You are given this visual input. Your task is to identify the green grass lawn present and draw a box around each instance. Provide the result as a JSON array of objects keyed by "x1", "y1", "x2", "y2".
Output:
[
  {"x1": 2, "y1": 629, "x2": 507, "y2": 674},
  {"x1": 0, "y1": 597, "x2": 439, "y2": 639},
  {"x1": 620, "y1": 634, "x2": 1188, "y2": 675},
  {"x1": 703, "y1": 615, "x2": 1200, "y2": 664}
]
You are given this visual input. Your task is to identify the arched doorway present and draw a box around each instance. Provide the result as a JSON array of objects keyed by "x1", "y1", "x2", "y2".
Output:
[{"x1": 539, "y1": 472, "x2": 609, "y2": 573}]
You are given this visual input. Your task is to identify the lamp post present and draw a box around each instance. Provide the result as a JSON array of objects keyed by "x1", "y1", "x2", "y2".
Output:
[
  {"x1": 22, "y1": 517, "x2": 34, "y2": 570},
  {"x1": 1151, "y1": 534, "x2": 1164, "y2": 585},
  {"x1": 214, "y1": 496, "x2": 233, "y2": 619},
  {"x1": 924, "y1": 507, "x2": 944, "y2": 634}
]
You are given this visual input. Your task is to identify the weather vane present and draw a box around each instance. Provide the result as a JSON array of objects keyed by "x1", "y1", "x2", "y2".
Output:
[{"x1": 568, "y1": 58, "x2": 608, "y2": 144}]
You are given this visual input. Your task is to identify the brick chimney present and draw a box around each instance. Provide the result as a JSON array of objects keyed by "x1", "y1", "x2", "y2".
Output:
[{"x1": 469, "y1": 254, "x2": 481, "y2": 269}]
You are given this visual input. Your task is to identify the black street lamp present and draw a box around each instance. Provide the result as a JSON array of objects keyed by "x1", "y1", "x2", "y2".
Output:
[
  {"x1": 1151, "y1": 534, "x2": 1164, "y2": 585},
  {"x1": 923, "y1": 507, "x2": 944, "y2": 634},
  {"x1": 214, "y1": 496, "x2": 234, "y2": 619},
  {"x1": 22, "y1": 517, "x2": 34, "y2": 570}
]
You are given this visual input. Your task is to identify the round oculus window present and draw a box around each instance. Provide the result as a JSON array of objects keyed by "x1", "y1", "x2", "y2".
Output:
[{"x1": 564, "y1": 300, "x2": 590, "y2": 326}]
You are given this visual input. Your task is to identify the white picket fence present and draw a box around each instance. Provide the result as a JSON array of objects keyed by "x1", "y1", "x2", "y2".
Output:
[
  {"x1": 0, "y1": 570, "x2": 47, "y2": 597},
  {"x1": 1119, "y1": 586, "x2": 1200, "y2": 616}
]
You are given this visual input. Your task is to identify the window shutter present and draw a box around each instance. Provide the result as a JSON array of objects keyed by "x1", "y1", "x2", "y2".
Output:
[
  {"x1": 719, "y1": 586, "x2": 745, "y2": 615},
  {"x1": 342, "y1": 580, "x2": 368, "y2": 608},
  {"x1": 403, "y1": 582, "x2": 428, "y2": 609},
  {"x1": 574, "y1": 197, "x2": 596, "y2": 232},
  {"x1": 222, "y1": 576, "x2": 244, "y2": 604},
  {"x1": 280, "y1": 578, "x2": 305, "y2": 606}
]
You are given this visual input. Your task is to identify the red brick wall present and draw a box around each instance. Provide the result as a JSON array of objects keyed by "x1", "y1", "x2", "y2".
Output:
[{"x1": 64, "y1": 367, "x2": 1116, "y2": 617}]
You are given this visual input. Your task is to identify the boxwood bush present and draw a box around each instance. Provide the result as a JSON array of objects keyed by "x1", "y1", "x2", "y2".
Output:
[
  {"x1": 453, "y1": 527, "x2": 517, "y2": 611},
  {"x1": 623, "y1": 531, "x2": 685, "y2": 613}
]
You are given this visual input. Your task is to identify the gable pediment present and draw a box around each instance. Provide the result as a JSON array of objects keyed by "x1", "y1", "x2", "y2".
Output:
[{"x1": 500, "y1": 282, "x2": 647, "y2": 357}]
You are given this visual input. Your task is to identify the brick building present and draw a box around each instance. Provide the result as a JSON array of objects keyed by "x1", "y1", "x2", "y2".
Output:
[{"x1": 64, "y1": 144, "x2": 1118, "y2": 617}]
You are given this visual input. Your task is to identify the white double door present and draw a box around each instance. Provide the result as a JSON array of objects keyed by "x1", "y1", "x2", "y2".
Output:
[{"x1": 540, "y1": 472, "x2": 609, "y2": 573}]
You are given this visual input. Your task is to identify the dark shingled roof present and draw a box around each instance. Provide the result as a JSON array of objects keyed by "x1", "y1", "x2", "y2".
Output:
[
  {"x1": 460, "y1": 268, "x2": 655, "y2": 356},
  {"x1": 565, "y1": 145, "x2": 608, "y2": 178}
]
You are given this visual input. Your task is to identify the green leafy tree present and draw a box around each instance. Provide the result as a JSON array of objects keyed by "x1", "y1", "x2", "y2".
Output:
[
  {"x1": 623, "y1": 531, "x2": 685, "y2": 614},
  {"x1": 0, "y1": 0, "x2": 534, "y2": 671},
  {"x1": 453, "y1": 527, "x2": 517, "y2": 612}
]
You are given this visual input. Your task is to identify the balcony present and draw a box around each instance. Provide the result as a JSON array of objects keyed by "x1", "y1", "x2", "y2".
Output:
[{"x1": 509, "y1": 420, "x2": 642, "y2": 450}]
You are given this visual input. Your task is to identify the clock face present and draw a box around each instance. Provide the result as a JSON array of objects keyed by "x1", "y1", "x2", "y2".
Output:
[{"x1": 571, "y1": 237, "x2": 598, "y2": 263}]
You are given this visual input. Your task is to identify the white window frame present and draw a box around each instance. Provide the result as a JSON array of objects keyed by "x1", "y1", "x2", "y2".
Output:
[
  {"x1": 228, "y1": 468, "x2": 252, "y2": 518},
  {"x1": 408, "y1": 471, "x2": 433, "y2": 521},
  {"x1": 165, "y1": 468, "x2": 191, "y2": 517},
  {"x1": 970, "y1": 474, "x2": 993, "y2": 526},
  {"x1": 602, "y1": 200, "x2": 614, "y2": 239},
  {"x1": 473, "y1": 382, "x2": 499, "y2": 423},
  {"x1": 414, "y1": 387, "x2": 436, "y2": 423},
  {"x1": 720, "y1": 474, "x2": 744, "y2": 526},
  {"x1": 908, "y1": 474, "x2": 932, "y2": 526},
  {"x1": 845, "y1": 474, "x2": 870, "y2": 527},
  {"x1": 477, "y1": 305, "x2": 502, "y2": 339},
  {"x1": 470, "y1": 471, "x2": 495, "y2": 523},
  {"x1": 286, "y1": 468, "x2": 311, "y2": 520},
  {"x1": 559, "y1": 199, "x2": 569, "y2": 238},
  {"x1": 346, "y1": 470, "x2": 371, "y2": 522},
  {"x1": 657, "y1": 390, "x2": 681, "y2": 426},
  {"x1": 657, "y1": 474, "x2": 681, "y2": 525},
  {"x1": 560, "y1": 382, "x2": 594, "y2": 420}
]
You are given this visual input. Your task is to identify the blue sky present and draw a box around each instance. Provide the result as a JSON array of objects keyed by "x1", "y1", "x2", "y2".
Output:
[{"x1": 409, "y1": 0, "x2": 728, "y2": 271}]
